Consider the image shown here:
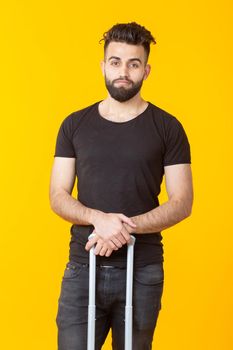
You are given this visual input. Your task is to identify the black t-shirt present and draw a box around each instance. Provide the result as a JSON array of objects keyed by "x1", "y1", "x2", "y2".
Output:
[{"x1": 53, "y1": 100, "x2": 191, "y2": 267}]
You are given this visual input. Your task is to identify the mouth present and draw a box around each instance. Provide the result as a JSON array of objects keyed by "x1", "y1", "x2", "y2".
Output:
[{"x1": 115, "y1": 80, "x2": 131, "y2": 84}]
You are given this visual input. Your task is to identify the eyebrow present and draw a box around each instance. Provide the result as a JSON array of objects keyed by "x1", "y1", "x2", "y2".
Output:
[{"x1": 108, "y1": 56, "x2": 142, "y2": 64}]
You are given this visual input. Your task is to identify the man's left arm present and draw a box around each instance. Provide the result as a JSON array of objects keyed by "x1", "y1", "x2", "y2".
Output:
[
  {"x1": 127, "y1": 163, "x2": 194, "y2": 234},
  {"x1": 86, "y1": 163, "x2": 193, "y2": 255}
]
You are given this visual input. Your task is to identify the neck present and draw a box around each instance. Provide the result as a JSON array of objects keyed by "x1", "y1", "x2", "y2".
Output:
[{"x1": 101, "y1": 94, "x2": 147, "y2": 117}]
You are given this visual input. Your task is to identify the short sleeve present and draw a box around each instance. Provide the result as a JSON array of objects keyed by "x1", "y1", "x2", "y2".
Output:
[
  {"x1": 53, "y1": 115, "x2": 76, "y2": 158},
  {"x1": 163, "y1": 117, "x2": 191, "y2": 166}
]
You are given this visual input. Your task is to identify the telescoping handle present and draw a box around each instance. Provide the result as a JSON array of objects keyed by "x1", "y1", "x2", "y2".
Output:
[
  {"x1": 125, "y1": 235, "x2": 136, "y2": 350},
  {"x1": 87, "y1": 233, "x2": 136, "y2": 350},
  {"x1": 87, "y1": 233, "x2": 96, "y2": 350}
]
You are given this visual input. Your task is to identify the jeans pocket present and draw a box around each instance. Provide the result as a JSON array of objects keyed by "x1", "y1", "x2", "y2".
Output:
[
  {"x1": 133, "y1": 263, "x2": 164, "y2": 330},
  {"x1": 62, "y1": 261, "x2": 84, "y2": 280},
  {"x1": 134, "y1": 263, "x2": 164, "y2": 286}
]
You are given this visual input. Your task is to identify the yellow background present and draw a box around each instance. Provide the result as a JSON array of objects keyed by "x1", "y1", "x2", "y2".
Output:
[{"x1": 1, "y1": 0, "x2": 232, "y2": 349}]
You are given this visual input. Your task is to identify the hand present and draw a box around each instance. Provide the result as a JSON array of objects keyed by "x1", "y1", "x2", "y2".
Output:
[
  {"x1": 86, "y1": 212, "x2": 136, "y2": 251},
  {"x1": 86, "y1": 230, "x2": 114, "y2": 257}
]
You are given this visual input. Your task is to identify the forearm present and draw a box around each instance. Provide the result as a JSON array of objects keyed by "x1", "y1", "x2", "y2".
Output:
[
  {"x1": 131, "y1": 198, "x2": 192, "y2": 234},
  {"x1": 50, "y1": 190, "x2": 100, "y2": 226}
]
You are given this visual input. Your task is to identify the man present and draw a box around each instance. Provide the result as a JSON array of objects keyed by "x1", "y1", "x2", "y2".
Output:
[{"x1": 50, "y1": 22, "x2": 193, "y2": 350}]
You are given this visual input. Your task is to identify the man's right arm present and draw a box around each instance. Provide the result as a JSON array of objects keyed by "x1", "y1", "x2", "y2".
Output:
[
  {"x1": 49, "y1": 157, "x2": 99, "y2": 225},
  {"x1": 49, "y1": 157, "x2": 136, "y2": 254}
]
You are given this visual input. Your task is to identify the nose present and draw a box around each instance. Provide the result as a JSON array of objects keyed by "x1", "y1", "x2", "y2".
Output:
[{"x1": 119, "y1": 63, "x2": 129, "y2": 78}]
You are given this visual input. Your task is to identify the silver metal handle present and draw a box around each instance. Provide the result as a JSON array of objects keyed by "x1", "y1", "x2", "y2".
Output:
[
  {"x1": 87, "y1": 233, "x2": 136, "y2": 350},
  {"x1": 125, "y1": 235, "x2": 136, "y2": 350},
  {"x1": 87, "y1": 233, "x2": 96, "y2": 350}
]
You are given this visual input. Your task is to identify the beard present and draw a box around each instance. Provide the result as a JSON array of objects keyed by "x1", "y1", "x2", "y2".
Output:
[{"x1": 104, "y1": 75, "x2": 144, "y2": 102}]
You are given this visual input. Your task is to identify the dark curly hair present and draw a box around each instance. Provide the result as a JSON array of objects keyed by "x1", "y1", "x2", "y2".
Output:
[{"x1": 99, "y1": 22, "x2": 156, "y2": 63}]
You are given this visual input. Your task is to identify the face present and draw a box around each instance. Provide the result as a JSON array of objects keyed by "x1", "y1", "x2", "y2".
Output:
[{"x1": 100, "y1": 41, "x2": 151, "y2": 102}]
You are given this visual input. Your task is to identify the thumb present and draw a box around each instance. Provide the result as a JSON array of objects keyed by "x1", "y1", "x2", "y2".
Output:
[{"x1": 118, "y1": 214, "x2": 137, "y2": 227}]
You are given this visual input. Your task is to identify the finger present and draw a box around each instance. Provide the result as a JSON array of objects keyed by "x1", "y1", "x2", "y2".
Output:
[
  {"x1": 105, "y1": 249, "x2": 113, "y2": 257},
  {"x1": 107, "y1": 241, "x2": 119, "y2": 250},
  {"x1": 85, "y1": 235, "x2": 99, "y2": 251},
  {"x1": 118, "y1": 214, "x2": 137, "y2": 227},
  {"x1": 105, "y1": 239, "x2": 117, "y2": 250},
  {"x1": 94, "y1": 241, "x2": 104, "y2": 255},
  {"x1": 89, "y1": 229, "x2": 97, "y2": 239},
  {"x1": 100, "y1": 239, "x2": 118, "y2": 250},
  {"x1": 85, "y1": 237, "x2": 98, "y2": 250},
  {"x1": 99, "y1": 246, "x2": 108, "y2": 256},
  {"x1": 120, "y1": 226, "x2": 132, "y2": 242},
  {"x1": 111, "y1": 237, "x2": 123, "y2": 248},
  {"x1": 115, "y1": 232, "x2": 127, "y2": 245}
]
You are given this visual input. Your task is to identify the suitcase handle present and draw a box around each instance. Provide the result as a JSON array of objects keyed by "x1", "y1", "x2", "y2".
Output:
[
  {"x1": 87, "y1": 233, "x2": 96, "y2": 350},
  {"x1": 125, "y1": 235, "x2": 136, "y2": 350},
  {"x1": 87, "y1": 233, "x2": 136, "y2": 350}
]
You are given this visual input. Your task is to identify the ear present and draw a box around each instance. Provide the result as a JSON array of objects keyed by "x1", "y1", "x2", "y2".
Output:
[
  {"x1": 143, "y1": 64, "x2": 151, "y2": 80},
  {"x1": 100, "y1": 59, "x2": 105, "y2": 76}
]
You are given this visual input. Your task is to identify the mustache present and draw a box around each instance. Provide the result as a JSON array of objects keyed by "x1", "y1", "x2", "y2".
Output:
[{"x1": 113, "y1": 78, "x2": 132, "y2": 83}]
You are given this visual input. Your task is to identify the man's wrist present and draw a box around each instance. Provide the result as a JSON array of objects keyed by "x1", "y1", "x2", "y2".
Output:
[{"x1": 88, "y1": 208, "x2": 104, "y2": 226}]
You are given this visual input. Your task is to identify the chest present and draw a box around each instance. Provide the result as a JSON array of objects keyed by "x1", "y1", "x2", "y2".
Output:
[{"x1": 73, "y1": 121, "x2": 165, "y2": 171}]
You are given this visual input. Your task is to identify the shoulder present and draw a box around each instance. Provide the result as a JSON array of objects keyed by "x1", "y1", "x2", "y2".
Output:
[
  {"x1": 63, "y1": 100, "x2": 99, "y2": 123},
  {"x1": 148, "y1": 101, "x2": 182, "y2": 125},
  {"x1": 147, "y1": 103, "x2": 192, "y2": 165},
  {"x1": 148, "y1": 102, "x2": 186, "y2": 140},
  {"x1": 59, "y1": 100, "x2": 100, "y2": 133}
]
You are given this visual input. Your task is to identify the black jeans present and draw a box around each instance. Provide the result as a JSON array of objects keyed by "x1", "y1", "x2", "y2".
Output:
[{"x1": 56, "y1": 261, "x2": 164, "y2": 350}]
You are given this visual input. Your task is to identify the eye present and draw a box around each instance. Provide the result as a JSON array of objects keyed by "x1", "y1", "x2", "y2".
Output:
[
  {"x1": 111, "y1": 61, "x2": 120, "y2": 66},
  {"x1": 130, "y1": 63, "x2": 139, "y2": 68}
]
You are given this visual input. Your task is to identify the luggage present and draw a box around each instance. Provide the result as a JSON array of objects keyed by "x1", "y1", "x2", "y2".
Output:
[{"x1": 87, "y1": 233, "x2": 136, "y2": 350}]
